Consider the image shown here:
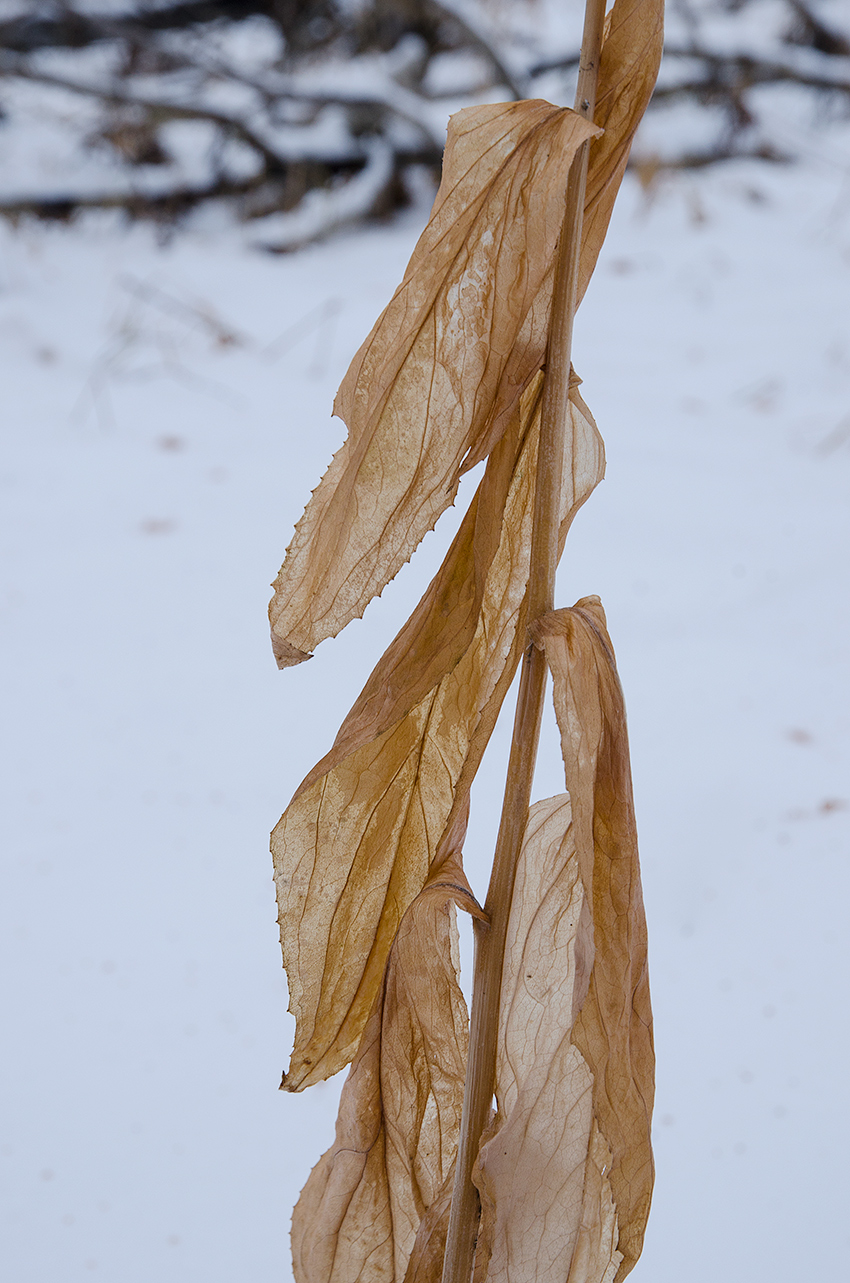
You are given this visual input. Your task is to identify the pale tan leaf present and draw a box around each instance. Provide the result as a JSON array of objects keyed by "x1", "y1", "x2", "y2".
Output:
[
  {"x1": 274, "y1": 386, "x2": 604, "y2": 1090},
  {"x1": 529, "y1": 599, "x2": 654, "y2": 1280},
  {"x1": 566, "y1": 1123, "x2": 623, "y2": 1283},
  {"x1": 269, "y1": 101, "x2": 599, "y2": 666},
  {"x1": 454, "y1": 0, "x2": 663, "y2": 481},
  {"x1": 269, "y1": 6, "x2": 662, "y2": 669},
  {"x1": 275, "y1": 380, "x2": 540, "y2": 1092},
  {"x1": 473, "y1": 600, "x2": 653, "y2": 1283},
  {"x1": 305, "y1": 375, "x2": 544, "y2": 771},
  {"x1": 467, "y1": 0, "x2": 663, "y2": 475},
  {"x1": 473, "y1": 795, "x2": 619, "y2": 1283},
  {"x1": 291, "y1": 811, "x2": 481, "y2": 1283},
  {"x1": 579, "y1": 0, "x2": 665, "y2": 302}
]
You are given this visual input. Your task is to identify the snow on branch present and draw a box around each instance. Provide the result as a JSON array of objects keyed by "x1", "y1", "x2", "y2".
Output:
[{"x1": 0, "y1": 0, "x2": 848, "y2": 238}]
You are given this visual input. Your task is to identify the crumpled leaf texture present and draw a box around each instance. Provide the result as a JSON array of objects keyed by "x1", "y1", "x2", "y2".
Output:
[
  {"x1": 276, "y1": 5, "x2": 663, "y2": 1274},
  {"x1": 274, "y1": 381, "x2": 605, "y2": 1090},
  {"x1": 292, "y1": 809, "x2": 481, "y2": 1283},
  {"x1": 529, "y1": 599, "x2": 654, "y2": 1281},
  {"x1": 472, "y1": 599, "x2": 653, "y2": 1283},
  {"x1": 472, "y1": 796, "x2": 622, "y2": 1283},
  {"x1": 269, "y1": 101, "x2": 599, "y2": 667}
]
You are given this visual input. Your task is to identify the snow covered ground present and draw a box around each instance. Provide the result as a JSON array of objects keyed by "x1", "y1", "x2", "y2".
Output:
[{"x1": 2, "y1": 144, "x2": 849, "y2": 1281}]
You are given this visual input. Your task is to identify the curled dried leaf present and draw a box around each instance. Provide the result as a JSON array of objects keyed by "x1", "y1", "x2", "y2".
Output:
[
  {"x1": 472, "y1": 796, "x2": 621, "y2": 1283},
  {"x1": 471, "y1": 600, "x2": 653, "y2": 1283},
  {"x1": 291, "y1": 812, "x2": 482, "y2": 1283},
  {"x1": 579, "y1": 0, "x2": 665, "y2": 301},
  {"x1": 269, "y1": 101, "x2": 599, "y2": 666},
  {"x1": 530, "y1": 598, "x2": 654, "y2": 1280},
  {"x1": 468, "y1": 0, "x2": 663, "y2": 473},
  {"x1": 274, "y1": 387, "x2": 604, "y2": 1091},
  {"x1": 275, "y1": 381, "x2": 540, "y2": 1091}
]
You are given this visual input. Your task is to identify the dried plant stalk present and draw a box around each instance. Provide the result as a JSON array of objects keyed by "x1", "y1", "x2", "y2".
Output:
[{"x1": 439, "y1": 5, "x2": 608, "y2": 1279}]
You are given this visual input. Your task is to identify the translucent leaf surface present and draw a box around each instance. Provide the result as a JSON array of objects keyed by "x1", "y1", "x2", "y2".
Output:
[
  {"x1": 274, "y1": 388, "x2": 604, "y2": 1090},
  {"x1": 473, "y1": 796, "x2": 621, "y2": 1283},
  {"x1": 268, "y1": 101, "x2": 599, "y2": 666},
  {"x1": 292, "y1": 811, "x2": 481, "y2": 1283},
  {"x1": 530, "y1": 599, "x2": 654, "y2": 1280},
  {"x1": 579, "y1": 0, "x2": 665, "y2": 302},
  {"x1": 471, "y1": 600, "x2": 653, "y2": 1283}
]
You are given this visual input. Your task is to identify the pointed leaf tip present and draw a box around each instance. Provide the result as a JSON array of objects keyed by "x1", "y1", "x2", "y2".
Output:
[
  {"x1": 273, "y1": 379, "x2": 604, "y2": 1092},
  {"x1": 271, "y1": 629, "x2": 312, "y2": 668}
]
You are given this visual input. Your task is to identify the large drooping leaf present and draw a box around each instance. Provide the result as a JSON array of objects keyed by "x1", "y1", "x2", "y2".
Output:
[
  {"x1": 472, "y1": 796, "x2": 622, "y2": 1283},
  {"x1": 291, "y1": 809, "x2": 481, "y2": 1283},
  {"x1": 268, "y1": 101, "x2": 599, "y2": 667},
  {"x1": 471, "y1": 600, "x2": 653, "y2": 1283},
  {"x1": 274, "y1": 386, "x2": 605, "y2": 1091},
  {"x1": 529, "y1": 599, "x2": 655, "y2": 1280}
]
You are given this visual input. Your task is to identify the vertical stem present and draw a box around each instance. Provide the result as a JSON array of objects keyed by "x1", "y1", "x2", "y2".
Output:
[{"x1": 440, "y1": 7, "x2": 606, "y2": 1283}]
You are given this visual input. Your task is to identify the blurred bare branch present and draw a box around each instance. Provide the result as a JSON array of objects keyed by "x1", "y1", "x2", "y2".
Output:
[{"x1": 0, "y1": 0, "x2": 848, "y2": 240}]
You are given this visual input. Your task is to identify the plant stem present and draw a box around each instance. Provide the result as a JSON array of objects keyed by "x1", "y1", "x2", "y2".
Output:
[{"x1": 440, "y1": 6, "x2": 606, "y2": 1283}]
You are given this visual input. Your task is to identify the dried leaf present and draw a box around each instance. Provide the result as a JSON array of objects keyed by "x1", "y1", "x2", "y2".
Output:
[
  {"x1": 274, "y1": 384, "x2": 605, "y2": 1090},
  {"x1": 472, "y1": 600, "x2": 653, "y2": 1283},
  {"x1": 529, "y1": 599, "x2": 654, "y2": 1279},
  {"x1": 269, "y1": 4, "x2": 662, "y2": 668},
  {"x1": 269, "y1": 101, "x2": 599, "y2": 666},
  {"x1": 467, "y1": 0, "x2": 663, "y2": 476},
  {"x1": 291, "y1": 810, "x2": 481, "y2": 1283},
  {"x1": 303, "y1": 375, "x2": 543, "y2": 774},
  {"x1": 472, "y1": 796, "x2": 621, "y2": 1283},
  {"x1": 579, "y1": 0, "x2": 665, "y2": 302},
  {"x1": 438, "y1": 0, "x2": 663, "y2": 488}
]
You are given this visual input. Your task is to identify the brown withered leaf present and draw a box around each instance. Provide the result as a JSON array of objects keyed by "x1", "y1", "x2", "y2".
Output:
[
  {"x1": 291, "y1": 808, "x2": 482, "y2": 1283},
  {"x1": 578, "y1": 0, "x2": 665, "y2": 303},
  {"x1": 473, "y1": 796, "x2": 623, "y2": 1283},
  {"x1": 453, "y1": 0, "x2": 663, "y2": 475},
  {"x1": 269, "y1": 7, "x2": 663, "y2": 669},
  {"x1": 529, "y1": 598, "x2": 654, "y2": 1280},
  {"x1": 268, "y1": 101, "x2": 600, "y2": 667},
  {"x1": 274, "y1": 384, "x2": 604, "y2": 1091},
  {"x1": 275, "y1": 380, "x2": 542, "y2": 1092},
  {"x1": 307, "y1": 373, "x2": 545, "y2": 770},
  {"x1": 471, "y1": 0, "x2": 663, "y2": 474}
]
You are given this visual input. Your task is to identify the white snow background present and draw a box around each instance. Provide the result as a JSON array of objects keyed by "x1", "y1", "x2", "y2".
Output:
[{"x1": 2, "y1": 31, "x2": 850, "y2": 1283}]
